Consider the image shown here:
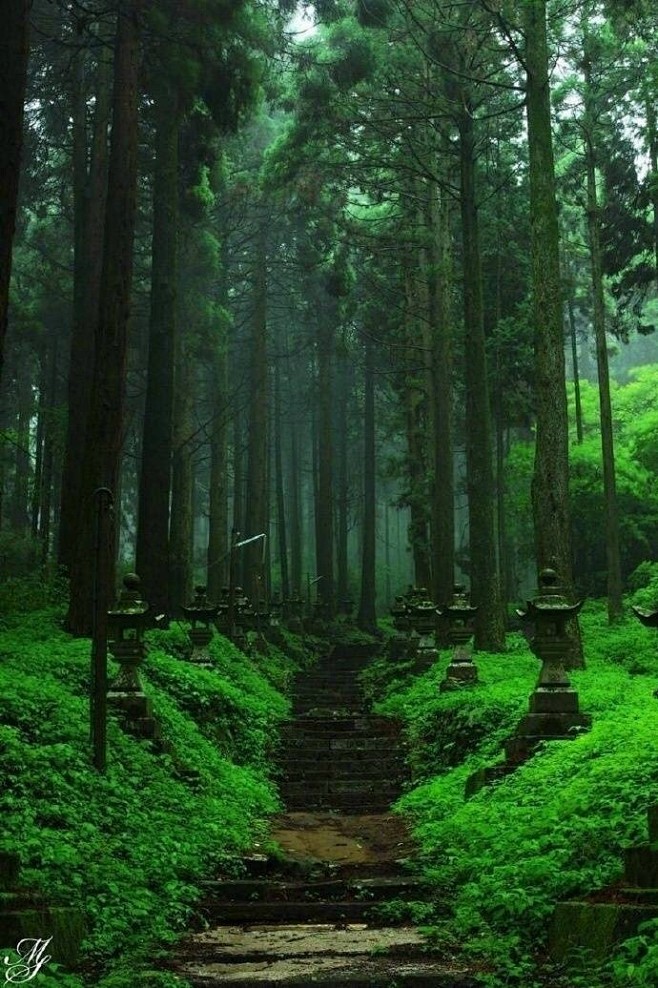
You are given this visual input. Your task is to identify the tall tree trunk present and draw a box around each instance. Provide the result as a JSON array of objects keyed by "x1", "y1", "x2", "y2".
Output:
[
  {"x1": 315, "y1": 311, "x2": 335, "y2": 615},
  {"x1": 38, "y1": 336, "x2": 58, "y2": 565},
  {"x1": 459, "y1": 99, "x2": 505, "y2": 651},
  {"x1": 357, "y1": 332, "x2": 377, "y2": 633},
  {"x1": 207, "y1": 334, "x2": 229, "y2": 601},
  {"x1": 274, "y1": 359, "x2": 289, "y2": 599},
  {"x1": 567, "y1": 288, "x2": 584, "y2": 443},
  {"x1": 524, "y1": 0, "x2": 582, "y2": 664},
  {"x1": 169, "y1": 332, "x2": 194, "y2": 614},
  {"x1": 31, "y1": 358, "x2": 47, "y2": 539},
  {"x1": 59, "y1": 32, "x2": 112, "y2": 570},
  {"x1": 583, "y1": 47, "x2": 622, "y2": 621},
  {"x1": 402, "y1": 252, "x2": 431, "y2": 589},
  {"x1": 66, "y1": 0, "x2": 142, "y2": 634},
  {"x1": 244, "y1": 223, "x2": 268, "y2": 606},
  {"x1": 289, "y1": 420, "x2": 302, "y2": 594},
  {"x1": 336, "y1": 355, "x2": 350, "y2": 607},
  {"x1": 135, "y1": 88, "x2": 179, "y2": 615},
  {"x1": 0, "y1": 0, "x2": 29, "y2": 383},
  {"x1": 232, "y1": 412, "x2": 244, "y2": 587},
  {"x1": 427, "y1": 182, "x2": 454, "y2": 607},
  {"x1": 10, "y1": 360, "x2": 31, "y2": 533}
]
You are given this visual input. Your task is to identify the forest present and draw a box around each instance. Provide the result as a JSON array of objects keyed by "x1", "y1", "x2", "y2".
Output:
[{"x1": 1, "y1": 0, "x2": 658, "y2": 986}]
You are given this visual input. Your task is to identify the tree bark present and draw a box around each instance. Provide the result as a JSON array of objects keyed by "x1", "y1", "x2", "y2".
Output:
[
  {"x1": 135, "y1": 87, "x2": 179, "y2": 615},
  {"x1": 315, "y1": 308, "x2": 335, "y2": 615},
  {"x1": 244, "y1": 222, "x2": 269, "y2": 607},
  {"x1": 426, "y1": 182, "x2": 454, "y2": 608},
  {"x1": 0, "y1": 0, "x2": 29, "y2": 383},
  {"x1": 402, "y1": 250, "x2": 432, "y2": 590},
  {"x1": 289, "y1": 419, "x2": 302, "y2": 594},
  {"x1": 357, "y1": 332, "x2": 377, "y2": 633},
  {"x1": 59, "y1": 30, "x2": 112, "y2": 570},
  {"x1": 274, "y1": 359, "x2": 289, "y2": 599},
  {"x1": 524, "y1": 0, "x2": 582, "y2": 663},
  {"x1": 336, "y1": 353, "x2": 351, "y2": 607},
  {"x1": 583, "y1": 47, "x2": 623, "y2": 621},
  {"x1": 526, "y1": 0, "x2": 571, "y2": 570},
  {"x1": 169, "y1": 331, "x2": 194, "y2": 614},
  {"x1": 459, "y1": 98, "x2": 505, "y2": 650},
  {"x1": 66, "y1": 0, "x2": 142, "y2": 634}
]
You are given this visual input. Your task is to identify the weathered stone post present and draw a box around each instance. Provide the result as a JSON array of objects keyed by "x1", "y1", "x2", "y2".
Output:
[
  {"x1": 386, "y1": 595, "x2": 410, "y2": 661},
  {"x1": 466, "y1": 568, "x2": 591, "y2": 796},
  {"x1": 407, "y1": 588, "x2": 438, "y2": 670},
  {"x1": 107, "y1": 573, "x2": 159, "y2": 739},
  {"x1": 505, "y1": 568, "x2": 591, "y2": 764},
  {"x1": 439, "y1": 585, "x2": 478, "y2": 691},
  {"x1": 181, "y1": 585, "x2": 219, "y2": 665}
]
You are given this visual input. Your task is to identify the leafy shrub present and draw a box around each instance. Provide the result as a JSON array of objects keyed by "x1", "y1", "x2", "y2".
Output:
[
  {"x1": 371, "y1": 603, "x2": 658, "y2": 984},
  {"x1": 0, "y1": 610, "x2": 297, "y2": 984}
]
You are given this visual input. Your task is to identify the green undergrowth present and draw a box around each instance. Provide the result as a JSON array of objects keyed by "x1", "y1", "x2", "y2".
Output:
[
  {"x1": 0, "y1": 603, "x2": 309, "y2": 987},
  {"x1": 365, "y1": 603, "x2": 658, "y2": 986}
]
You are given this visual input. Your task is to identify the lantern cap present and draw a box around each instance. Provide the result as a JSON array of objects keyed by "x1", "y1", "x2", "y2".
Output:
[{"x1": 632, "y1": 605, "x2": 658, "y2": 627}]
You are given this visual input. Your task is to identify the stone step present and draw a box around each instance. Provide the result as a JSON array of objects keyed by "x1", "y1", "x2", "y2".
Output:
[
  {"x1": 282, "y1": 796, "x2": 402, "y2": 814},
  {"x1": 278, "y1": 748, "x2": 406, "y2": 766},
  {"x1": 281, "y1": 737, "x2": 405, "y2": 756},
  {"x1": 173, "y1": 923, "x2": 478, "y2": 987},
  {"x1": 199, "y1": 876, "x2": 429, "y2": 903},
  {"x1": 195, "y1": 900, "x2": 397, "y2": 924},
  {"x1": 624, "y1": 845, "x2": 658, "y2": 887},
  {"x1": 279, "y1": 766, "x2": 407, "y2": 784},
  {"x1": 280, "y1": 779, "x2": 404, "y2": 797},
  {"x1": 280, "y1": 716, "x2": 401, "y2": 734}
]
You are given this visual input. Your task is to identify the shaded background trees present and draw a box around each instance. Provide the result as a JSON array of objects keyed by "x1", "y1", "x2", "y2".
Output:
[{"x1": 2, "y1": 0, "x2": 658, "y2": 633}]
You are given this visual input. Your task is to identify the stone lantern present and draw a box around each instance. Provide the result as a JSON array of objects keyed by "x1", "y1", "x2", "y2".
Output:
[
  {"x1": 407, "y1": 588, "x2": 439, "y2": 670},
  {"x1": 216, "y1": 585, "x2": 231, "y2": 635},
  {"x1": 285, "y1": 591, "x2": 304, "y2": 634},
  {"x1": 107, "y1": 573, "x2": 159, "y2": 739},
  {"x1": 386, "y1": 595, "x2": 410, "y2": 661},
  {"x1": 231, "y1": 586, "x2": 251, "y2": 653},
  {"x1": 439, "y1": 585, "x2": 478, "y2": 691},
  {"x1": 505, "y1": 568, "x2": 591, "y2": 764},
  {"x1": 181, "y1": 585, "x2": 219, "y2": 665},
  {"x1": 265, "y1": 591, "x2": 285, "y2": 646},
  {"x1": 632, "y1": 605, "x2": 658, "y2": 630}
]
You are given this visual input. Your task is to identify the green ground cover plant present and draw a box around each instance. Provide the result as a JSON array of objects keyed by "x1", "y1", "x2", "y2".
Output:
[
  {"x1": 0, "y1": 598, "x2": 304, "y2": 987},
  {"x1": 367, "y1": 605, "x2": 658, "y2": 986}
]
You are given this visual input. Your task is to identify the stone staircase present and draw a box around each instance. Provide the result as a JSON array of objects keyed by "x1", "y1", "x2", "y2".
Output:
[
  {"x1": 278, "y1": 643, "x2": 408, "y2": 814},
  {"x1": 170, "y1": 641, "x2": 480, "y2": 986}
]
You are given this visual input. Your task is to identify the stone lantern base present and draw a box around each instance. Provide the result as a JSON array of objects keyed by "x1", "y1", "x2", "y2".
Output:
[
  {"x1": 415, "y1": 635, "x2": 438, "y2": 671},
  {"x1": 187, "y1": 628, "x2": 215, "y2": 667},
  {"x1": 107, "y1": 690, "x2": 160, "y2": 740},
  {"x1": 466, "y1": 688, "x2": 591, "y2": 796},
  {"x1": 505, "y1": 683, "x2": 592, "y2": 763},
  {"x1": 385, "y1": 634, "x2": 409, "y2": 662},
  {"x1": 440, "y1": 661, "x2": 478, "y2": 691}
]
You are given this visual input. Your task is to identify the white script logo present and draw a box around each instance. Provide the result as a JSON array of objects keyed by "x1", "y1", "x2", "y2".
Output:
[{"x1": 4, "y1": 938, "x2": 52, "y2": 984}]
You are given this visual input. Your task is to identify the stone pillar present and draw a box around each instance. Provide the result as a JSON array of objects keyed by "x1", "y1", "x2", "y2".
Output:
[
  {"x1": 439, "y1": 585, "x2": 478, "y2": 691},
  {"x1": 107, "y1": 573, "x2": 159, "y2": 740}
]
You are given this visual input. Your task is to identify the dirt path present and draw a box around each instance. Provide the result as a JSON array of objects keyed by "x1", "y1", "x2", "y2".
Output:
[{"x1": 268, "y1": 811, "x2": 415, "y2": 868}]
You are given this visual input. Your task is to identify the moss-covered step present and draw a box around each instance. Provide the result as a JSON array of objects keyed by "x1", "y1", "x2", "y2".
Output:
[
  {"x1": 0, "y1": 901, "x2": 86, "y2": 968},
  {"x1": 548, "y1": 897, "x2": 658, "y2": 964},
  {"x1": 0, "y1": 851, "x2": 86, "y2": 969},
  {"x1": 549, "y1": 805, "x2": 658, "y2": 966}
]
